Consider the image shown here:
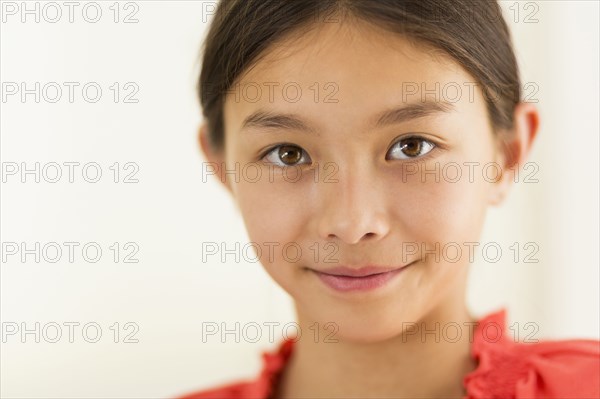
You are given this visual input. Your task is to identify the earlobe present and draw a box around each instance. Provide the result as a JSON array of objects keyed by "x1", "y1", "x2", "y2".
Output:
[
  {"x1": 488, "y1": 102, "x2": 540, "y2": 206},
  {"x1": 198, "y1": 123, "x2": 214, "y2": 162},
  {"x1": 509, "y1": 102, "x2": 540, "y2": 169},
  {"x1": 197, "y1": 122, "x2": 234, "y2": 195}
]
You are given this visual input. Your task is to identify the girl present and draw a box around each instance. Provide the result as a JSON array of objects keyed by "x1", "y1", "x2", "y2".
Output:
[{"x1": 179, "y1": 0, "x2": 600, "y2": 398}]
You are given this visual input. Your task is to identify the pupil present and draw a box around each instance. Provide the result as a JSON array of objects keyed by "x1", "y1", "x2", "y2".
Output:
[
  {"x1": 403, "y1": 139, "x2": 421, "y2": 157},
  {"x1": 280, "y1": 146, "x2": 301, "y2": 164}
]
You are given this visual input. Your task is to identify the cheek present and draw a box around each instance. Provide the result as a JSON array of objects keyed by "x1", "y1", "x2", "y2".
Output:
[
  {"x1": 390, "y1": 165, "x2": 491, "y2": 260},
  {"x1": 232, "y1": 178, "x2": 309, "y2": 285},
  {"x1": 236, "y1": 183, "x2": 302, "y2": 239}
]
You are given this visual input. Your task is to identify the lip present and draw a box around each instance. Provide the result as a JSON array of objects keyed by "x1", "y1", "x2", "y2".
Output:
[{"x1": 310, "y1": 263, "x2": 414, "y2": 292}]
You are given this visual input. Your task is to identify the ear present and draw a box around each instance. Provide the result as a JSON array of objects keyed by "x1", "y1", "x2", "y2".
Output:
[
  {"x1": 198, "y1": 122, "x2": 234, "y2": 195},
  {"x1": 489, "y1": 102, "x2": 540, "y2": 206}
]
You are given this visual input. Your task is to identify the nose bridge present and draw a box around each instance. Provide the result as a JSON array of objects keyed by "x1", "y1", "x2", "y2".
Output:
[{"x1": 316, "y1": 156, "x2": 390, "y2": 244}]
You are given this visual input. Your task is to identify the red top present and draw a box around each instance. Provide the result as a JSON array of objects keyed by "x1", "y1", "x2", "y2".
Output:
[{"x1": 177, "y1": 309, "x2": 600, "y2": 399}]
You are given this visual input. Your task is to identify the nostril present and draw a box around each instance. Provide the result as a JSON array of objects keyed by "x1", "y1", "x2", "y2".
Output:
[{"x1": 329, "y1": 232, "x2": 376, "y2": 240}]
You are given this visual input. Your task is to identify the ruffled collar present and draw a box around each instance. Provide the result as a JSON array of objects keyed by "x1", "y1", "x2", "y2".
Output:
[
  {"x1": 257, "y1": 337, "x2": 294, "y2": 398},
  {"x1": 462, "y1": 307, "x2": 516, "y2": 398},
  {"x1": 256, "y1": 308, "x2": 510, "y2": 399}
]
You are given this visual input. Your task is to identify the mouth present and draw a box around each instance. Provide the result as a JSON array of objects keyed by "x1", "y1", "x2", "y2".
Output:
[{"x1": 308, "y1": 262, "x2": 416, "y2": 293}]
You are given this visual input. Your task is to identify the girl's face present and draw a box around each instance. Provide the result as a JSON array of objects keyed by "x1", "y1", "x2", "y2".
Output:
[{"x1": 215, "y1": 21, "x2": 507, "y2": 342}]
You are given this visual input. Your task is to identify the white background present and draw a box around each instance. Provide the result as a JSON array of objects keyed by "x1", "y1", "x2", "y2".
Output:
[{"x1": 1, "y1": 1, "x2": 598, "y2": 398}]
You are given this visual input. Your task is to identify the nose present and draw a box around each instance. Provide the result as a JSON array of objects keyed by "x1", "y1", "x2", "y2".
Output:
[{"x1": 316, "y1": 163, "x2": 390, "y2": 245}]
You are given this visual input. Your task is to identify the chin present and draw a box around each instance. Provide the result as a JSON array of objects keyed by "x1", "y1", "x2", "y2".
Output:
[{"x1": 332, "y1": 322, "x2": 403, "y2": 344}]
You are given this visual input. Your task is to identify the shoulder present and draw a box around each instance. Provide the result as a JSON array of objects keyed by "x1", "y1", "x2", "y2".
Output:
[
  {"x1": 464, "y1": 309, "x2": 600, "y2": 399},
  {"x1": 174, "y1": 339, "x2": 295, "y2": 399},
  {"x1": 175, "y1": 381, "x2": 260, "y2": 399}
]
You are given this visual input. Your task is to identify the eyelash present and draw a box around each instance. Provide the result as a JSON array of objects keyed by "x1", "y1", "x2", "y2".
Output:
[{"x1": 258, "y1": 135, "x2": 440, "y2": 168}]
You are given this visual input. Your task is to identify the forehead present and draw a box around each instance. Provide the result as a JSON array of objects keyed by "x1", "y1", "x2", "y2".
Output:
[{"x1": 223, "y1": 19, "x2": 485, "y2": 137}]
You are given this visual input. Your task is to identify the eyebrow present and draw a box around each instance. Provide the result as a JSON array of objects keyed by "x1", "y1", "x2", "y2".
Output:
[{"x1": 240, "y1": 101, "x2": 455, "y2": 134}]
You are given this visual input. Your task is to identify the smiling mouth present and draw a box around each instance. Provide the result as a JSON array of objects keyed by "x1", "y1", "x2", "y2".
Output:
[{"x1": 308, "y1": 261, "x2": 416, "y2": 292}]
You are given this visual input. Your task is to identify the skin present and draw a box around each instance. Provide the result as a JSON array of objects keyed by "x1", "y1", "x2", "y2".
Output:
[{"x1": 199, "y1": 18, "x2": 539, "y2": 399}]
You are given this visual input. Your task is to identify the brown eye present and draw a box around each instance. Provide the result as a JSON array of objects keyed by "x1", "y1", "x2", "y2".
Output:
[
  {"x1": 401, "y1": 138, "x2": 422, "y2": 157},
  {"x1": 279, "y1": 145, "x2": 302, "y2": 165},
  {"x1": 387, "y1": 136, "x2": 435, "y2": 160},
  {"x1": 263, "y1": 144, "x2": 311, "y2": 167}
]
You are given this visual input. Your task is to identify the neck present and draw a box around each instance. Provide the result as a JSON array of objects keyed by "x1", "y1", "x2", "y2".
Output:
[{"x1": 275, "y1": 295, "x2": 478, "y2": 398}]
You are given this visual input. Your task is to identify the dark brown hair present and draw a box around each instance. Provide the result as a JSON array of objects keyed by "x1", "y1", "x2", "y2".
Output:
[{"x1": 198, "y1": 0, "x2": 521, "y2": 153}]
